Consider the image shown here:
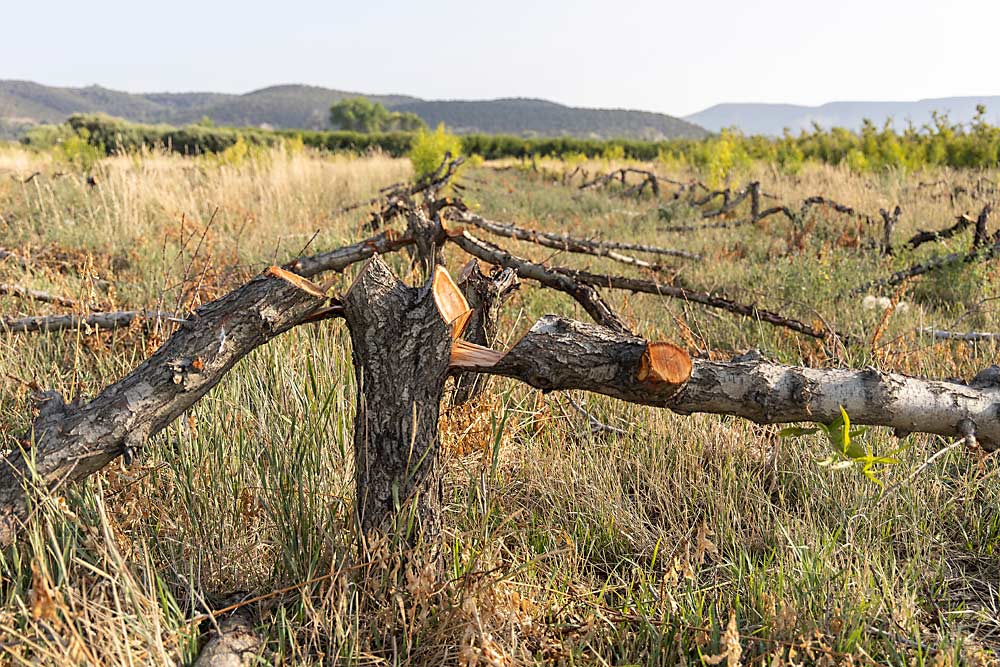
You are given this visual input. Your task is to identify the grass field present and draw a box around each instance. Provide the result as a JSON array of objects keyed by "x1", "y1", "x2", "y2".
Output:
[{"x1": 1, "y1": 143, "x2": 999, "y2": 665}]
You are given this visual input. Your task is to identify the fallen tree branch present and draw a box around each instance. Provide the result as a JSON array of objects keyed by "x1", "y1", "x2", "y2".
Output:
[
  {"x1": 447, "y1": 229, "x2": 830, "y2": 340},
  {"x1": 906, "y1": 214, "x2": 975, "y2": 249},
  {"x1": 851, "y1": 239, "x2": 1000, "y2": 295},
  {"x1": 0, "y1": 266, "x2": 336, "y2": 546},
  {"x1": 452, "y1": 208, "x2": 689, "y2": 271},
  {"x1": 801, "y1": 196, "x2": 876, "y2": 225},
  {"x1": 0, "y1": 283, "x2": 82, "y2": 308},
  {"x1": 6, "y1": 249, "x2": 1000, "y2": 549},
  {"x1": 1, "y1": 310, "x2": 176, "y2": 334},
  {"x1": 562, "y1": 266, "x2": 832, "y2": 340},
  {"x1": 445, "y1": 229, "x2": 631, "y2": 335},
  {"x1": 457, "y1": 318, "x2": 1000, "y2": 448},
  {"x1": 451, "y1": 205, "x2": 700, "y2": 260},
  {"x1": 918, "y1": 328, "x2": 1000, "y2": 342},
  {"x1": 2, "y1": 231, "x2": 416, "y2": 335}
]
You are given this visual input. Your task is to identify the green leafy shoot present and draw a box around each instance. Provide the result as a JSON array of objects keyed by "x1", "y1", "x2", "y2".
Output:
[{"x1": 779, "y1": 406, "x2": 909, "y2": 486}]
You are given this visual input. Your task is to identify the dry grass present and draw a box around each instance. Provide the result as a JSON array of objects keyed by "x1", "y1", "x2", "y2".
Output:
[{"x1": 1, "y1": 144, "x2": 999, "y2": 665}]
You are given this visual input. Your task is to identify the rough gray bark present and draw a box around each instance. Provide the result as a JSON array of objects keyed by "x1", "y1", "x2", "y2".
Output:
[
  {"x1": 0, "y1": 267, "x2": 332, "y2": 547},
  {"x1": 193, "y1": 608, "x2": 264, "y2": 667},
  {"x1": 405, "y1": 208, "x2": 446, "y2": 276},
  {"x1": 452, "y1": 260, "x2": 519, "y2": 405},
  {"x1": 342, "y1": 256, "x2": 453, "y2": 542},
  {"x1": 972, "y1": 203, "x2": 993, "y2": 249},
  {"x1": 458, "y1": 317, "x2": 1000, "y2": 448},
  {"x1": 453, "y1": 316, "x2": 691, "y2": 404}
]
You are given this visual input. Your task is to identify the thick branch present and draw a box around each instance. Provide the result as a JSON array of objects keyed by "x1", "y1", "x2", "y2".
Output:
[
  {"x1": 459, "y1": 316, "x2": 1000, "y2": 448},
  {"x1": 287, "y1": 229, "x2": 414, "y2": 278},
  {"x1": 0, "y1": 267, "x2": 332, "y2": 546}
]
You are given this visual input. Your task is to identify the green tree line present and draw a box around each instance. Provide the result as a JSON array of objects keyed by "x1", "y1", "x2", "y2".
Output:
[{"x1": 19, "y1": 109, "x2": 1000, "y2": 172}]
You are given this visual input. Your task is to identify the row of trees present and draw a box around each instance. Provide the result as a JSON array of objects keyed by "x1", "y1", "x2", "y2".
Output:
[{"x1": 20, "y1": 106, "x2": 1000, "y2": 173}]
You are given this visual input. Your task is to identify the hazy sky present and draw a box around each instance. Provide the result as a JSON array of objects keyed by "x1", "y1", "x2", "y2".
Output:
[{"x1": 4, "y1": 0, "x2": 998, "y2": 116}]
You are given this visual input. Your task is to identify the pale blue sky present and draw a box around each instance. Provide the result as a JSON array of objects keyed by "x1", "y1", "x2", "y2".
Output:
[{"x1": 4, "y1": 0, "x2": 998, "y2": 116}]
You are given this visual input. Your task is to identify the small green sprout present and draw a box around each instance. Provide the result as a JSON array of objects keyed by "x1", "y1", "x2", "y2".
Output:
[{"x1": 780, "y1": 406, "x2": 909, "y2": 486}]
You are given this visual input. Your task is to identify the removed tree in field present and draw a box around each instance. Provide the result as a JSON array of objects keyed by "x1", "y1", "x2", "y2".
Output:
[{"x1": 4, "y1": 196, "x2": 1000, "y2": 555}]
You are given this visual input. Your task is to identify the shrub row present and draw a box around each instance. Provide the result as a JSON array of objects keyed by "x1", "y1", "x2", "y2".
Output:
[{"x1": 21, "y1": 111, "x2": 1000, "y2": 172}]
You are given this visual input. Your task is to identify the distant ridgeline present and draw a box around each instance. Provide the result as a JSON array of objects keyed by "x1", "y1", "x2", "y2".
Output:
[{"x1": 19, "y1": 112, "x2": 1000, "y2": 171}]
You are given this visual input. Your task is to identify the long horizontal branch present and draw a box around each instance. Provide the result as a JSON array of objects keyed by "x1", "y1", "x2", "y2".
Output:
[
  {"x1": 458, "y1": 316, "x2": 1000, "y2": 447},
  {"x1": 906, "y1": 215, "x2": 974, "y2": 249},
  {"x1": 287, "y1": 229, "x2": 414, "y2": 278},
  {"x1": 0, "y1": 310, "x2": 175, "y2": 334},
  {"x1": 562, "y1": 267, "x2": 831, "y2": 340},
  {"x1": 919, "y1": 328, "x2": 1000, "y2": 342},
  {"x1": 449, "y1": 230, "x2": 828, "y2": 340},
  {"x1": 4, "y1": 232, "x2": 416, "y2": 335},
  {"x1": 452, "y1": 209, "x2": 697, "y2": 270},
  {"x1": 0, "y1": 283, "x2": 82, "y2": 308}
]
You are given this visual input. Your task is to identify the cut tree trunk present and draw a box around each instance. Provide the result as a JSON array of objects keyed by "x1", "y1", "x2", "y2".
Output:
[{"x1": 342, "y1": 256, "x2": 455, "y2": 543}]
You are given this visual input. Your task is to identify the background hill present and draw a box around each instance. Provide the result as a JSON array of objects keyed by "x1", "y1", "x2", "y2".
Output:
[
  {"x1": 0, "y1": 80, "x2": 706, "y2": 140},
  {"x1": 392, "y1": 98, "x2": 708, "y2": 140},
  {"x1": 687, "y1": 97, "x2": 1000, "y2": 135}
]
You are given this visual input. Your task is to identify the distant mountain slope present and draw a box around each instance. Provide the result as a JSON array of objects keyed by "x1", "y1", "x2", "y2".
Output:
[
  {"x1": 0, "y1": 81, "x2": 418, "y2": 137},
  {"x1": 392, "y1": 98, "x2": 708, "y2": 140},
  {"x1": 687, "y1": 97, "x2": 1000, "y2": 135},
  {"x1": 0, "y1": 80, "x2": 706, "y2": 141},
  {"x1": 170, "y1": 85, "x2": 420, "y2": 129}
]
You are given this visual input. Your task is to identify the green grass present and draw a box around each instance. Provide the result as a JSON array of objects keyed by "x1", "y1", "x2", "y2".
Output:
[{"x1": 0, "y1": 145, "x2": 999, "y2": 664}]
